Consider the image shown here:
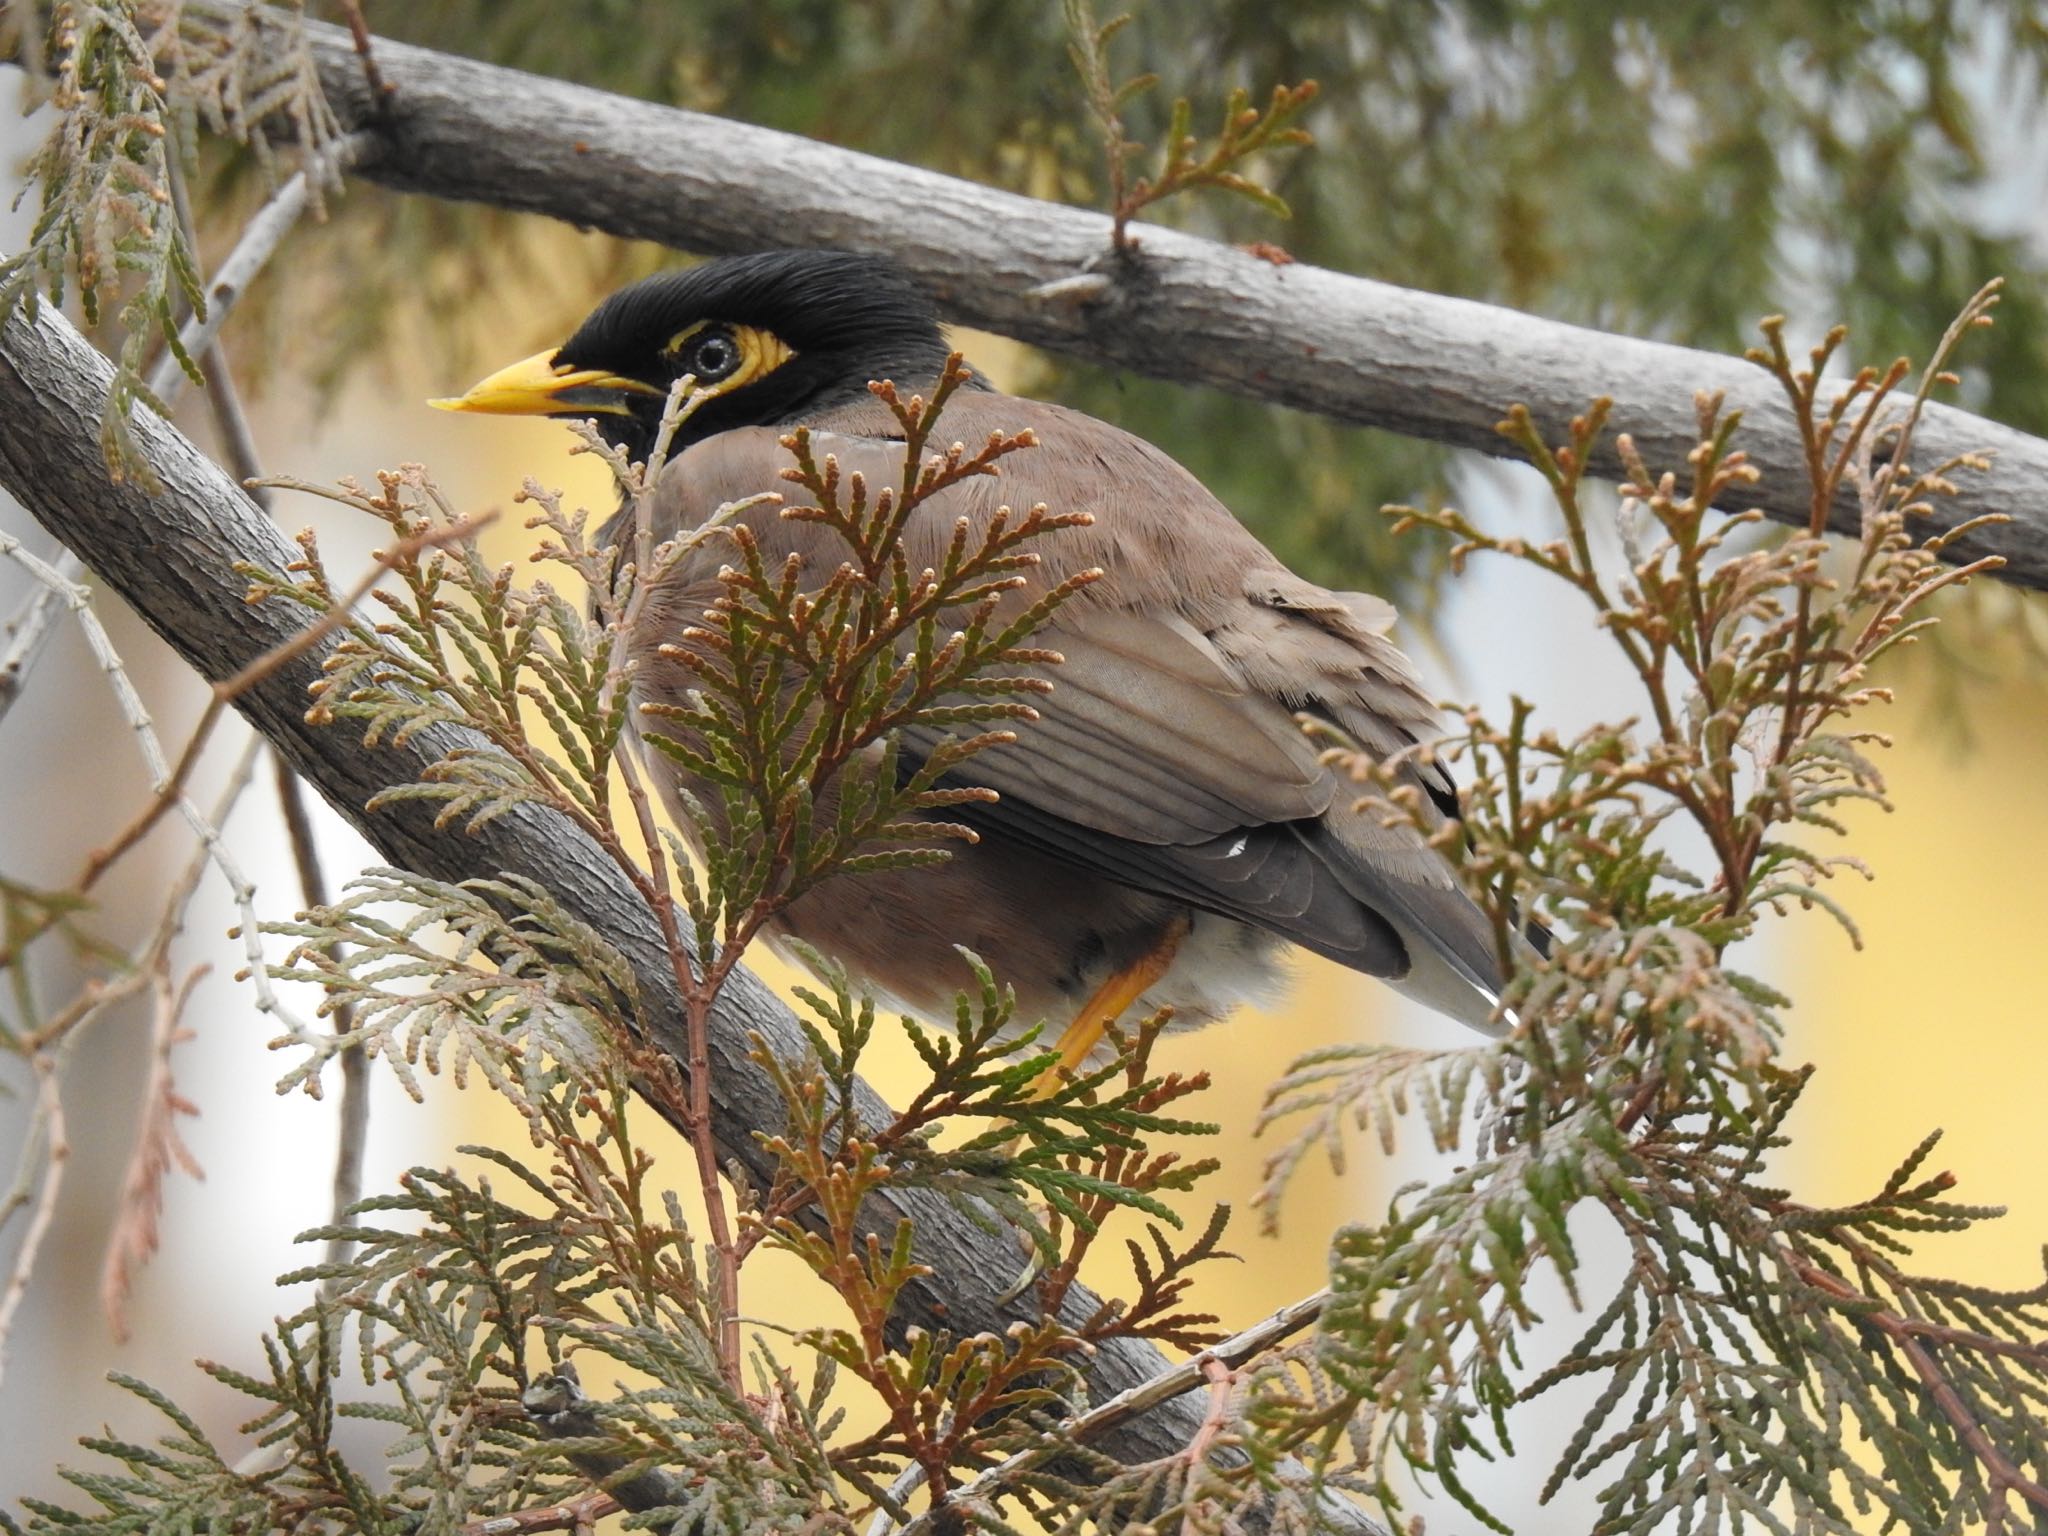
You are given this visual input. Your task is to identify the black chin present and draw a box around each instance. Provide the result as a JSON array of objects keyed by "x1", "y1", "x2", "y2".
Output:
[{"x1": 595, "y1": 408, "x2": 660, "y2": 466}]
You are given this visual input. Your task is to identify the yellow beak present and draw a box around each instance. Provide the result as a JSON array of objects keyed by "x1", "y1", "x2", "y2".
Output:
[{"x1": 429, "y1": 349, "x2": 662, "y2": 416}]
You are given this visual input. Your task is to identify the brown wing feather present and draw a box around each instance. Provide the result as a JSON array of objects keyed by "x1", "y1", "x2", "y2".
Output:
[{"x1": 622, "y1": 390, "x2": 1504, "y2": 1006}]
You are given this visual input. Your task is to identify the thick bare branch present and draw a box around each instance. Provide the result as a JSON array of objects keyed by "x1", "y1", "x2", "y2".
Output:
[
  {"x1": 0, "y1": 283, "x2": 1383, "y2": 1534},
  {"x1": 190, "y1": 2, "x2": 2048, "y2": 591}
]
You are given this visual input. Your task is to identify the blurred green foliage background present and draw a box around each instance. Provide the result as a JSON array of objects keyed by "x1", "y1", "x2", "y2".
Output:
[{"x1": 202, "y1": 0, "x2": 2048, "y2": 603}]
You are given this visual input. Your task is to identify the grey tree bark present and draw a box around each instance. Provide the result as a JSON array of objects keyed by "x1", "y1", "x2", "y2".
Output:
[
  {"x1": 219, "y1": 3, "x2": 2048, "y2": 591},
  {"x1": 0, "y1": 294, "x2": 1380, "y2": 1530}
]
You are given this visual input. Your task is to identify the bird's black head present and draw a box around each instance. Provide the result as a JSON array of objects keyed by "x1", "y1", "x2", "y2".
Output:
[{"x1": 433, "y1": 250, "x2": 955, "y2": 462}]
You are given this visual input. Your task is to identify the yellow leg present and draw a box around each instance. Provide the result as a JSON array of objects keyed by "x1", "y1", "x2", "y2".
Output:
[{"x1": 1030, "y1": 915, "x2": 1190, "y2": 1098}]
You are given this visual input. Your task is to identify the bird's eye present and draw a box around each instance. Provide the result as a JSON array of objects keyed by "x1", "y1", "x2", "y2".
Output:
[{"x1": 687, "y1": 330, "x2": 741, "y2": 383}]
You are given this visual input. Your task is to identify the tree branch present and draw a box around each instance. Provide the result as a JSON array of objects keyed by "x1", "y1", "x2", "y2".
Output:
[
  {"x1": 0, "y1": 287, "x2": 1382, "y2": 1533},
  {"x1": 899, "y1": 1289, "x2": 1331, "y2": 1535},
  {"x1": 194, "y1": 1, "x2": 2048, "y2": 590},
  {"x1": 0, "y1": 127, "x2": 362, "y2": 731}
]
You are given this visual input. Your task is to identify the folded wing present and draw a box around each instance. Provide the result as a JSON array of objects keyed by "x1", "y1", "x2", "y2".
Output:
[{"x1": 630, "y1": 393, "x2": 1509, "y2": 1025}]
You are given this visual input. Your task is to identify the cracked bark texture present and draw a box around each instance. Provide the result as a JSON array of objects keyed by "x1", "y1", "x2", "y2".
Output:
[{"x1": 0, "y1": 294, "x2": 1385, "y2": 1531}]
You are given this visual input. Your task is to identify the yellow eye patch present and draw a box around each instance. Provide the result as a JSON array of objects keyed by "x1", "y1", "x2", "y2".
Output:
[
  {"x1": 662, "y1": 318, "x2": 711, "y2": 355},
  {"x1": 662, "y1": 321, "x2": 796, "y2": 396}
]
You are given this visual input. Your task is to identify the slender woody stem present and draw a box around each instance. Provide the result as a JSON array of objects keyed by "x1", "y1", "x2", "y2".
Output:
[{"x1": 898, "y1": 1290, "x2": 1330, "y2": 1533}]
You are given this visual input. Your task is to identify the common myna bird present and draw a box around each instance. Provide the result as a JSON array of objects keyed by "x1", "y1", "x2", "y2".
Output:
[{"x1": 437, "y1": 250, "x2": 1509, "y2": 1077}]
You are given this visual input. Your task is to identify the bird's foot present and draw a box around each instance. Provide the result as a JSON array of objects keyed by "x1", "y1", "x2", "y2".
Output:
[{"x1": 1024, "y1": 914, "x2": 1191, "y2": 1101}]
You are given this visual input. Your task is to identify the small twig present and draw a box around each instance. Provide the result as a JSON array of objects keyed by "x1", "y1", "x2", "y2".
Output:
[
  {"x1": 1896, "y1": 1328, "x2": 2048, "y2": 1515},
  {"x1": 0, "y1": 569, "x2": 83, "y2": 740},
  {"x1": 202, "y1": 354, "x2": 271, "y2": 512},
  {"x1": 862, "y1": 1461, "x2": 927, "y2": 1536},
  {"x1": 1792, "y1": 1255, "x2": 2048, "y2": 1516},
  {"x1": 2, "y1": 737, "x2": 260, "y2": 1374},
  {"x1": 1063, "y1": 0, "x2": 1315, "y2": 253},
  {"x1": 0, "y1": 532, "x2": 290, "y2": 1033},
  {"x1": 460, "y1": 1491, "x2": 621, "y2": 1536},
  {"x1": 273, "y1": 747, "x2": 369, "y2": 1272},
  {"x1": 78, "y1": 693, "x2": 228, "y2": 892},
  {"x1": 613, "y1": 383, "x2": 747, "y2": 1383},
  {"x1": 898, "y1": 1289, "x2": 1328, "y2": 1534},
  {"x1": 1184, "y1": 1356, "x2": 1237, "y2": 1465},
  {"x1": 1615, "y1": 1071, "x2": 1664, "y2": 1134},
  {"x1": 80, "y1": 150, "x2": 388, "y2": 885},
  {"x1": 1891, "y1": 1314, "x2": 2048, "y2": 1368},
  {"x1": 332, "y1": 0, "x2": 393, "y2": 112},
  {"x1": 0, "y1": 546, "x2": 70, "y2": 726},
  {"x1": 0, "y1": 1052, "x2": 68, "y2": 1386},
  {"x1": 72, "y1": 510, "x2": 493, "y2": 893},
  {"x1": 26, "y1": 738, "x2": 261, "y2": 1061},
  {"x1": 560, "y1": 383, "x2": 753, "y2": 1385}
]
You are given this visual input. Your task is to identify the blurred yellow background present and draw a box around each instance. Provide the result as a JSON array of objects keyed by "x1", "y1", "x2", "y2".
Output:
[{"x1": 1788, "y1": 643, "x2": 2048, "y2": 1270}]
